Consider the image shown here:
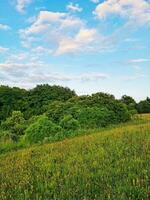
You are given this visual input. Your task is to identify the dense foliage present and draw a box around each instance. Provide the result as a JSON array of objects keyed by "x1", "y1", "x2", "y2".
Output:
[
  {"x1": 24, "y1": 115, "x2": 62, "y2": 144},
  {"x1": 0, "y1": 84, "x2": 76, "y2": 120},
  {"x1": 0, "y1": 116, "x2": 149, "y2": 200},
  {"x1": 1, "y1": 111, "x2": 26, "y2": 141},
  {"x1": 136, "y1": 97, "x2": 150, "y2": 113},
  {"x1": 0, "y1": 84, "x2": 149, "y2": 146}
]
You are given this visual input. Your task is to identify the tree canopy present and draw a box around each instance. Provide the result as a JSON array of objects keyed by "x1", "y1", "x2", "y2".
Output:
[{"x1": 0, "y1": 84, "x2": 149, "y2": 144}]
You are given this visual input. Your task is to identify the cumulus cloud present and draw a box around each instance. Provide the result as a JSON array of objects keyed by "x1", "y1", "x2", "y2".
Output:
[
  {"x1": 56, "y1": 28, "x2": 97, "y2": 55},
  {"x1": 67, "y1": 2, "x2": 83, "y2": 12},
  {"x1": 94, "y1": 0, "x2": 150, "y2": 26},
  {"x1": 20, "y1": 11, "x2": 102, "y2": 55},
  {"x1": 20, "y1": 11, "x2": 82, "y2": 35},
  {"x1": 21, "y1": 6, "x2": 147, "y2": 56},
  {"x1": 16, "y1": 0, "x2": 32, "y2": 13},
  {"x1": 0, "y1": 24, "x2": 11, "y2": 30}
]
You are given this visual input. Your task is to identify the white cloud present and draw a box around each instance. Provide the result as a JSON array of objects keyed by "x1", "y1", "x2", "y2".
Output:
[
  {"x1": 27, "y1": 72, "x2": 109, "y2": 83},
  {"x1": 0, "y1": 58, "x2": 109, "y2": 89},
  {"x1": 56, "y1": 28, "x2": 97, "y2": 55},
  {"x1": 0, "y1": 62, "x2": 43, "y2": 70},
  {"x1": 20, "y1": 11, "x2": 67, "y2": 35},
  {"x1": 76, "y1": 73, "x2": 109, "y2": 81},
  {"x1": 0, "y1": 24, "x2": 10, "y2": 31},
  {"x1": 20, "y1": 11, "x2": 99, "y2": 55},
  {"x1": 127, "y1": 58, "x2": 150, "y2": 64},
  {"x1": 28, "y1": 73, "x2": 72, "y2": 83},
  {"x1": 90, "y1": 0, "x2": 99, "y2": 4},
  {"x1": 16, "y1": 0, "x2": 32, "y2": 13},
  {"x1": 94, "y1": 0, "x2": 150, "y2": 26},
  {"x1": 31, "y1": 46, "x2": 52, "y2": 55},
  {"x1": 0, "y1": 46, "x2": 9, "y2": 53},
  {"x1": 123, "y1": 74, "x2": 146, "y2": 81},
  {"x1": 20, "y1": 8, "x2": 144, "y2": 56},
  {"x1": 67, "y1": 2, "x2": 83, "y2": 12}
]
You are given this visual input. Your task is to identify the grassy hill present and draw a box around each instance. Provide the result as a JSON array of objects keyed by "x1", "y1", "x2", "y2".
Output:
[{"x1": 0, "y1": 115, "x2": 150, "y2": 200}]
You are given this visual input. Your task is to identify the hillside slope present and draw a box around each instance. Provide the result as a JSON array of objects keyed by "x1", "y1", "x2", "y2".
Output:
[{"x1": 0, "y1": 116, "x2": 150, "y2": 200}]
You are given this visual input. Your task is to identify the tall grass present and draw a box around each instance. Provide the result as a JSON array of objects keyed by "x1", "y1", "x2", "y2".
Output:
[{"x1": 0, "y1": 115, "x2": 150, "y2": 200}]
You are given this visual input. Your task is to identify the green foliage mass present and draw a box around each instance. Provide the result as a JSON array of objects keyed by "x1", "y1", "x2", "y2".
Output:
[
  {"x1": 0, "y1": 84, "x2": 76, "y2": 120},
  {"x1": 0, "y1": 86, "x2": 28, "y2": 121},
  {"x1": 60, "y1": 114, "x2": 80, "y2": 131},
  {"x1": 0, "y1": 84, "x2": 149, "y2": 146},
  {"x1": 24, "y1": 115, "x2": 62, "y2": 144},
  {"x1": 26, "y1": 84, "x2": 76, "y2": 118},
  {"x1": 1, "y1": 111, "x2": 26, "y2": 141},
  {"x1": 137, "y1": 97, "x2": 150, "y2": 113}
]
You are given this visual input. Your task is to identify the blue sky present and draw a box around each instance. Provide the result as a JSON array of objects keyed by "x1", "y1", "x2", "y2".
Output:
[{"x1": 0, "y1": 0, "x2": 150, "y2": 100}]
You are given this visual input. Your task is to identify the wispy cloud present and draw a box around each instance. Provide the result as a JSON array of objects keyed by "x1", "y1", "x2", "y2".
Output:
[
  {"x1": 0, "y1": 46, "x2": 9, "y2": 53},
  {"x1": 127, "y1": 58, "x2": 150, "y2": 64},
  {"x1": 15, "y1": 0, "x2": 32, "y2": 13},
  {"x1": 67, "y1": 2, "x2": 83, "y2": 12},
  {"x1": 0, "y1": 62, "x2": 44, "y2": 70},
  {"x1": 0, "y1": 63, "x2": 109, "y2": 90},
  {"x1": 25, "y1": 72, "x2": 109, "y2": 84},
  {"x1": 90, "y1": 0, "x2": 99, "y2": 4},
  {"x1": 123, "y1": 74, "x2": 147, "y2": 81},
  {"x1": 0, "y1": 24, "x2": 11, "y2": 31}
]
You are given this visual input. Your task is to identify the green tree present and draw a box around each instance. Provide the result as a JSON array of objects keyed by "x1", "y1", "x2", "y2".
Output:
[
  {"x1": 1, "y1": 111, "x2": 26, "y2": 141},
  {"x1": 121, "y1": 95, "x2": 136, "y2": 111},
  {"x1": 77, "y1": 107, "x2": 116, "y2": 128},
  {"x1": 26, "y1": 84, "x2": 76, "y2": 117},
  {"x1": 0, "y1": 86, "x2": 28, "y2": 121},
  {"x1": 24, "y1": 115, "x2": 62, "y2": 144},
  {"x1": 137, "y1": 98, "x2": 150, "y2": 113},
  {"x1": 60, "y1": 115, "x2": 80, "y2": 131}
]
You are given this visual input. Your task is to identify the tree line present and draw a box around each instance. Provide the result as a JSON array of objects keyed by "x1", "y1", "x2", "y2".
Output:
[{"x1": 0, "y1": 84, "x2": 149, "y2": 146}]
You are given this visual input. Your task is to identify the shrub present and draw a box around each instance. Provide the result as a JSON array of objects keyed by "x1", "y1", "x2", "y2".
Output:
[
  {"x1": 107, "y1": 101, "x2": 131, "y2": 123},
  {"x1": 60, "y1": 115, "x2": 80, "y2": 131},
  {"x1": 0, "y1": 130, "x2": 12, "y2": 142},
  {"x1": 1, "y1": 111, "x2": 26, "y2": 141},
  {"x1": 46, "y1": 101, "x2": 67, "y2": 123},
  {"x1": 77, "y1": 107, "x2": 115, "y2": 128},
  {"x1": 24, "y1": 115, "x2": 62, "y2": 144}
]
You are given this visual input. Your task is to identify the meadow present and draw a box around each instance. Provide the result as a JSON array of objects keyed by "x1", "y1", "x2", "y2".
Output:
[{"x1": 0, "y1": 114, "x2": 149, "y2": 200}]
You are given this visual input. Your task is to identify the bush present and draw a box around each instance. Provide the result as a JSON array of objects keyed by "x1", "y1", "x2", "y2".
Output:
[
  {"x1": 46, "y1": 101, "x2": 67, "y2": 123},
  {"x1": 60, "y1": 115, "x2": 80, "y2": 131},
  {"x1": 0, "y1": 130, "x2": 12, "y2": 142},
  {"x1": 77, "y1": 107, "x2": 115, "y2": 128},
  {"x1": 1, "y1": 111, "x2": 26, "y2": 141},
  {"x1": 108, "y1": 101, "x2": 131, "y2": 123},
  {"x1": 24, "y1": 115, "x2": 62, "y2": 144}
]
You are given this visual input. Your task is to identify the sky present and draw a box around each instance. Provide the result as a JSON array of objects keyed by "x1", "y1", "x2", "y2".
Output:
[{"x1": 0, "y1": 0, "x2": 150, "y2": 101}]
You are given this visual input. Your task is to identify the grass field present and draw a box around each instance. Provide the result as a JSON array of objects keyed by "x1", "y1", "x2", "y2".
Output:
[{"x1": 0, "y1": 114, "x2": 150, "y2": 200}]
